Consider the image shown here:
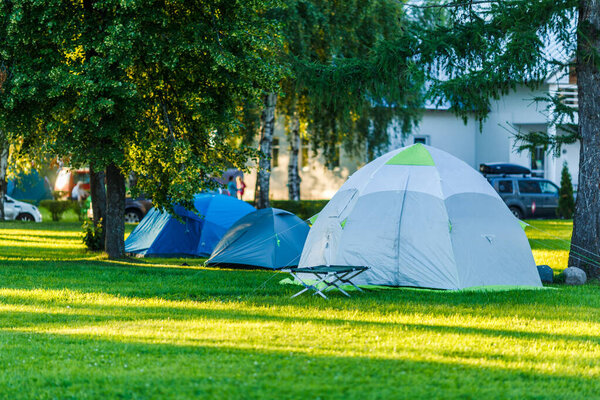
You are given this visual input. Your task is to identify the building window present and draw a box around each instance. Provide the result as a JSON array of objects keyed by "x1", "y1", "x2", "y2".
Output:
[
  {"x1": 413, "y1": 135, "x2": 430, "y2": 145},
  {"x1": 272, "y1": 138, "x2": 279, "y2": 168},
  {"x1": 301, "y1": 138, "x2": 309, "y2": 168},
  {"x1": 531, "y1": 146, "x2": 545, "y2": 176}
]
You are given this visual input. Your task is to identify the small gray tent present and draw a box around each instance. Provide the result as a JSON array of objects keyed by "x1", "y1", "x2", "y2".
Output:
[
  {"x1": 299, "y1": 143, "x2": 542, "y2": 290},
  {"x1": 206, "y1": 208, "x2": 309, "y2": 269}
]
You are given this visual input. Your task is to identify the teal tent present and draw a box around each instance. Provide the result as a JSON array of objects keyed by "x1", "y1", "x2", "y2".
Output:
[
  {"x1": 7, "y1": 171, "x2": 52, "y2": 204},
  {"x1": 206, "y1": 208, "x2": 309, "y2": 269}
]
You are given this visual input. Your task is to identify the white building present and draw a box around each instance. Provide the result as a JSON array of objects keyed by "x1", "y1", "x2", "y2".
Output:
[{"x1": 245, "y1": 75, "x2": 580, "y2": 201}]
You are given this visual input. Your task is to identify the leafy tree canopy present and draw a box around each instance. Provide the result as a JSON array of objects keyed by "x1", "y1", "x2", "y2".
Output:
[
  {"x1": 277, "y1": 0, "x2": 425, "y2": 163},
  {"x1": 0, "y1": 0, "x2": 285, "y2": 211}
]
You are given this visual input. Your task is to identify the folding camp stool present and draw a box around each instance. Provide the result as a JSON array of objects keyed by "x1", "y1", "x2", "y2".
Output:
[{"x1": 285, "y1": 266, "x2": 369, "y2": 299}]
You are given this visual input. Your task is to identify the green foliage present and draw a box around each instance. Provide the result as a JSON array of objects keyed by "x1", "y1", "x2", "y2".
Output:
[
  {"x1": 557, "y1": 162, "x2": 575, "y2": 219},
  {"x1": 71, "y1": 197, "x2": 92, "y2": 222},
  {"x1": 52, "y1": 191, "x2": 68, "y2": 200},
  {"x1": 0, "y1": 0, "x2": 285, "y2": 214},
  {"x1": 513, "y1": 95, "x2": 579, "y2": 157},
  {"x1": 39, "y1": 200, "x2": 73, "y2": 222},
  {"x1": 417, "y1": 0, "x2": 578, "y2": 128},
  {"x1": 277, "y1": 0, "x2": 424, "y2": 163},
  {"x1": 268, "y1": 199, "x2": 328, "y2": 221},
  {"x1": 82, "y1": 219, "x2": 104, "y2": 251}
]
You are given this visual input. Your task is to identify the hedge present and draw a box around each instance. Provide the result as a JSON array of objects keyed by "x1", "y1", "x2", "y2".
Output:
[
  {"x1": 247, "y1": 200, "x2": 329, "y2": 221},
  {"x1": 39, "y1": 200, "x2": 75, "y2": 221}
]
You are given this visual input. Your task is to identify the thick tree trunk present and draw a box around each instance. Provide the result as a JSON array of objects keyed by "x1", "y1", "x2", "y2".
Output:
[
  {"x1": 255, "y1": 92, "x2": 277, "y2": 209},
  {"x1": 287, "y1": 107, "x2": 301, "y2": 201},
  {"x1": 568, "y1": 1, "x2": 600, "y2": 277},
  {"x1": 0, "y1": 133, "x2": 8, "y2": 221},
  {"x1": 90, "y1": 164, "x2": 106, "y2": 249},
  {"x1": 104, "y1": 162, "x2": 126, "y2": 258}
]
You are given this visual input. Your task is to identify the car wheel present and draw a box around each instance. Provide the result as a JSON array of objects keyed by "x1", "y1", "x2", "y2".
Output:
[
  {"x1": 124, "y1": 209, "x2": 142, "y2": 223},
  {"x1": 509, "y1": 206, "x2": 523, "y2": 220},
  {"x1": 16, "y1": 213, "x2": 35, "y2": 222}
]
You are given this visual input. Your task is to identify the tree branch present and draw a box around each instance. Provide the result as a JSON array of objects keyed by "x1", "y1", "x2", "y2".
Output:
[{"x1": 405, "y1": 0, "x2": 501, "y2": 9}]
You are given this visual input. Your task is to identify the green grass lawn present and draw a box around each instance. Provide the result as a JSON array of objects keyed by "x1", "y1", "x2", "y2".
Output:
[{"x1": 0, "y1": 218, "x2": 598, "y2": 399}]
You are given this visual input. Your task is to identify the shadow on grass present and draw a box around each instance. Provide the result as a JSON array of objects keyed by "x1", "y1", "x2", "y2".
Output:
[
  {"x1": 0, "y1": 259, "x2": 599, "y2": 329},
  {"x1": 527, "y1": 238, "x2": 571, "y2": 252},
  {"x1": 0, "y1": 293, "x2": 599, "y2": 350}
]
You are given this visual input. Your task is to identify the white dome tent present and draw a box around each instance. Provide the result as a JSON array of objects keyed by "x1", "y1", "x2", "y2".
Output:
[{"x1": 299, "y1": 143, "x2": 542, "y2": 290}]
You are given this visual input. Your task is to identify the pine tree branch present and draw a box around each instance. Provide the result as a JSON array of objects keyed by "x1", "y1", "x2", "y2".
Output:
[{"x1": 405, "y1": 0, "x2": 501, "y2": 9}]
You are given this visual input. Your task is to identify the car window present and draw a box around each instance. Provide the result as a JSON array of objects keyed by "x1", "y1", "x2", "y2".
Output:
[
  {"x1": 540, "y1": 181, "x2": 559, "y2": 195},
  {"x1": 75, "y1": 172, "x2": 90, "y2": 184},
  {"x1": 4, "y1": 196, "x2": 13, "y2": 203},
  {"x1": 497, "y1": 180, "x2": 513, "y2": 194},
  {"x1": 518, "y1": 180, "x2": 542, "y2": 194}
]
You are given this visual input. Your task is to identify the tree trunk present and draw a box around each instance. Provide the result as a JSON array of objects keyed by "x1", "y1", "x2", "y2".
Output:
[
  {"x1": 568, "y1": 1, "x2": 600, "y2": 277},
  {"x1": 90, "y1": 164, "x2": 106, "y2": 249},
  {"x1": 104, "y1": 162, "x2": 126, "y2": 258},
  {"x1": 0, "y1": 133, "x2": 8, "y2": 221},
  {"x1": 287, "y1": 106, "x2": 301, "y2": 201},
  {"x1": 255, "y1": 92, "x2": 277, "y2": 209}
]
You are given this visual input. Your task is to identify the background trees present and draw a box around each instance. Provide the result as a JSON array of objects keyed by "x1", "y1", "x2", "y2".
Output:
[
  {"x1": 1, "y1": 0, "x2": 598, "y2": 276},
  {"x1": 0, "y1": 0, "x2": 283, "y2": 256},
  {"x1": 414, "y1": 0, "x2": 600, "y2": 276},
  {"x1": 558, "y1": 162, "x2": 575, "y2": 219},
  {"x1": 253, "y1": 0, "x2": 424, "y2": 206}
]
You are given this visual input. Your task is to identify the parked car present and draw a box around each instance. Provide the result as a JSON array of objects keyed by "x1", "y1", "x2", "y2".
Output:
[
  {"x1": 486, "y1": 175, "x2": 559, "y2": 219},
  {"x1": 86, "y1": 197, "x2": 152, "y2": 223},
  {"x1": 124, "y1": 197, "x2": 153, "y2": 223},
  {"x1": 3, "y1": 196, "x2": 43, "y2": 222}
]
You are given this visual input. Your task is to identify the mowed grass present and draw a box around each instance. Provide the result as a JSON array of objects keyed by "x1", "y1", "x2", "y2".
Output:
[
  {"x1": 525, "y1": 219, "x2": 575, "y2": 273},
  {"x1": 0, "y1": 218, "x2": 598, "y2": 399}
]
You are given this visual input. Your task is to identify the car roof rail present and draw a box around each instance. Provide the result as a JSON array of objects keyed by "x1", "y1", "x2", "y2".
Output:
[
  {"x1": 483, "y1": 173, "x2": 532, "y2": 178},
  {"x1": 480, "y1": 163, "x2": 531, "y2": 177}
]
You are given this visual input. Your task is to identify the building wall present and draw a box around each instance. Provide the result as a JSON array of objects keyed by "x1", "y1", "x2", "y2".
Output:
[
  {"x1": 243, "y1": 116, "x2": 364, "y2": 201},
  {"x1": 401, "y1": 111, "x2": 478, "y2": 167}
]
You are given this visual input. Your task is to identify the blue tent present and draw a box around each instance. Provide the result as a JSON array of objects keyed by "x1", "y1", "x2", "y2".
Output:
[
  {"x1": 7, "y1": 171, "x2": 52, "y2": 204},
  {"x1": 125, "y1": 193, "x2": 255, "y2": 257},
  {"x1": 206, "y1": 208, "x2": 310, "y2": 269}
]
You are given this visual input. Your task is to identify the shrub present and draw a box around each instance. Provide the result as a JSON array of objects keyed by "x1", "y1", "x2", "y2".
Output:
[
  {"x1": 557, "y1": 161, "x2": 575, "y2": 219},
  {"x1": 82, "y1": 220, "x2": 104, "y2": 251},
  {"x1": 39, "y1": 200, "x2": 73, "y2": 221},
  {"x1": 71, "y1": 198, "x2": 91, "y2": 222}
]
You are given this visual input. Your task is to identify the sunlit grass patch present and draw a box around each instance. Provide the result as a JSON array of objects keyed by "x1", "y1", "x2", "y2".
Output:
[
  {"x1": 524, "y1": 219, "x2": 573, "y2": 272},
  {"x1": 0, "y1": 218, "x2": 597, "y2": 399}
]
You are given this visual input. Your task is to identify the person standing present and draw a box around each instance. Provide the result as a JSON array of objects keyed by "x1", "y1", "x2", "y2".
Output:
[
  {"x1": 71, "y1": 181, "x2": 89, "y2": 202},
  {"x1": 227, "y1": 176, "x2": 237, "y2": 197},
  {"x1": 236, "y1": 176, "x2": 246, "y2": 200}
]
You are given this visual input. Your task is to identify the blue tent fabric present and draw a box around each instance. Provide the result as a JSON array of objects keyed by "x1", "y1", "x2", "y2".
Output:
[
  {"x1": 125, "y1": 193, "x2": 255, "y2": 257},
  {"x1": 206, "y1": 208, "x2": 310, "y2": 269},
  {"x1": 7, "y1": 171, "x2": 52, "y2": 204}
]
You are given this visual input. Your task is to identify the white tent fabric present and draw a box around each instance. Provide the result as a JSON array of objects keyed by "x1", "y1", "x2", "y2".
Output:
[{"x1": 298, "y1": 144, "x2": 542, "y2": 290}]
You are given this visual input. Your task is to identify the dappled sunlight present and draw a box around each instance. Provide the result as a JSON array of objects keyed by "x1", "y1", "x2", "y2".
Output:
[
  {"x1": 0, "y1": 219, "x2": 596, "y2": 398},
  {"x1": 532, "y1": 249, "x2": 569, "y2": 271},
  {"x1": 0, "y1": 286, "x2": 599, "y2": 381}
]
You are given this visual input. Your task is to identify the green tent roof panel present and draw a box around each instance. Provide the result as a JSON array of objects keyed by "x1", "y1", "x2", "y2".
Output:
[{"x1": 385, "y1": 143, "x2": 435, "y2": 166}]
